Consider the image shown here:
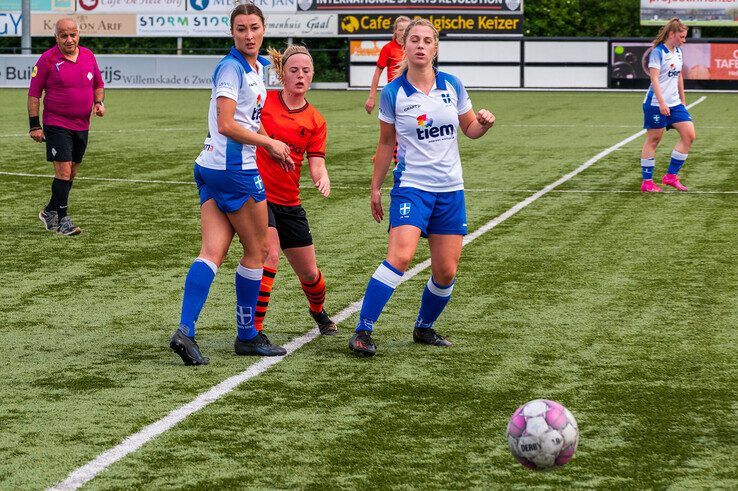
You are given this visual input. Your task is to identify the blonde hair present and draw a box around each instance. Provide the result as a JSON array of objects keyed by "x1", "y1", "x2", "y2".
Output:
[
  {"x1": 267, "y1": 44, "x2": 313, "y2": 84},
  {"x1": 397, "y1": 18, "x2": 439, "y2": 75},
  {"x1": 393, "y1": 15, "x2": 411, "y2": 41},
  {"x1": 653, "y1": 18, "x2": 688, "y2": 47}
]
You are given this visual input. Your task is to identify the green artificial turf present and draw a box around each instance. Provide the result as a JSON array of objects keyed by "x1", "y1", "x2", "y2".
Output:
[{"x1": 0, "y1": 89, "x2": 735, "y2": 489}]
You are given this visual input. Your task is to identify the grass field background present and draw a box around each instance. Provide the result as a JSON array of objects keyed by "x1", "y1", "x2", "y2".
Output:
[{"x1": 0, "y1": 88, "x2": 736, "y2": 489}]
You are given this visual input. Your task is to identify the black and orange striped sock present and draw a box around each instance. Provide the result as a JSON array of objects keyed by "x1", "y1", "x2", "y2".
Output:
[
  {"x1": 300, "y1": 269, "x2": 326, "y2": 314},
  {"x1": 255, "y1": 266, "x2": 277, "y2": 331}
]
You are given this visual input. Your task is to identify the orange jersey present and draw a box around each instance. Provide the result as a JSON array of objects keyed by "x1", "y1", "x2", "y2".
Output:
[
  {"x1": 377, "y1": 39, "x2": 404, "y2": 82},
  {"x1": 257, "y1": 90, "x2": 327, "y2": 206}
]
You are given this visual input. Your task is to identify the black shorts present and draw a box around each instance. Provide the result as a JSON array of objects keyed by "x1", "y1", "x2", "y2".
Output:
[
  {"x1": 267, "y1": 202, "x2": 313, "y2": 250},
  {"x1": 44, "y1": 125, "x2": 89, "y2": 164}
]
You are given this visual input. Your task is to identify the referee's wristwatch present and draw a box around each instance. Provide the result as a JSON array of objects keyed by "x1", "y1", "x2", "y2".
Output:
[{"x1": 94, "y1": 100, "x2": 104, "y2": 107}]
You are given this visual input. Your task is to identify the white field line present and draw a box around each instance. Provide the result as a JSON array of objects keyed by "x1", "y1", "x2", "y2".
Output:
[
  {"x1": 0, "y1": 127, "x2": 201, "y2": 138},
  {"x1": 3, "y1": 172, "x2": 735, "y2": 194},
  {"x1": 0, "y1": 171, "x2": 193, "y2": 185},
  {"x1": 48, "y1": 96, "x2": 708, "y2": 491}
]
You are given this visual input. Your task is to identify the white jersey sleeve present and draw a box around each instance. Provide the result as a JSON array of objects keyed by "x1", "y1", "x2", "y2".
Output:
[
  {"x1": 213, "y1": 60, "x2": 241, "y2": 101},
  {"x1": 648, "y1": 47, "x2": 662, "y2": 71},
  {"x1": 378, "y1": 84, "x2": 397, "y2": 125}
]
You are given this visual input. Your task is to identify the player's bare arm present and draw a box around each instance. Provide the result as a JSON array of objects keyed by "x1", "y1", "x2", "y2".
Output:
[
  {"x1": 27, "y1": 96, "x2": 43, "y2": 143},
  {"x1": 308, "y1": 156, "x2": 330, "y2": 197},
  {"x1": 459, "y1": 108, "x2": 495, "y2": 139},
  {"x1": 93, "y1": 88, "x2": 105, "y2": 117},
  {"x1": 216, "y1": 96, "x2": 293, "y2": 171},
  {"x1": 370, "y1": 120, "x2": 396, "y2": 223}
]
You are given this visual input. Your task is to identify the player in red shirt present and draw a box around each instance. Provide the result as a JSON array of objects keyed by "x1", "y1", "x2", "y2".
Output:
[
  {"x1": 255, "y1": 45, "x2": 337, "y2": 336},
  {"x1": 28, "y1": 18, "x2": 105, "y2": 236},
  {"x1": 364, "y1": 16, "x2": 411, "y2": 114}
]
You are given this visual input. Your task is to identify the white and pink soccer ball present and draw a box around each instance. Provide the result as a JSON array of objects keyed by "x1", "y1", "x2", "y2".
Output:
[{"x1": 506, "y1": 399, "x2": 579, "y2": 470}]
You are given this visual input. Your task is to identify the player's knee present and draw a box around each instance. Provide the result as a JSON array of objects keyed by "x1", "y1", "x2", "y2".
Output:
[
  {"x1": 647, "y1": 135, "x2": 662, "y2": 147},
  {"x1": 264, "y1": 245, "x2": 280, "y2": 269},
  {"x1": 256, "y1": 241, "x2": 270, "y2": 264},
  {"x1": 387, "y1": 254, "x2": 412, "y2": 272},
  {"x1": 198, "y1": 251, "x2": 226, "y2": 268},
  {"x1": 433, "y1": 268, "x2": 456, "y2": 286},
  {"x1": 299, "y1": 269, "x2": 320, "y2": 283},
  {"x1": 55, "y1": 167, "x2": 72, "y2": 180}
]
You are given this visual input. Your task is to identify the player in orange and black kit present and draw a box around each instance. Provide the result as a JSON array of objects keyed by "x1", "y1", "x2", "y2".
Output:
[
  {"x1": 255, "y1": 45, "x2": 337, "y2": 335},
  {"x1": 364, "y1": 16, "x2": 410, "y2": 165}
]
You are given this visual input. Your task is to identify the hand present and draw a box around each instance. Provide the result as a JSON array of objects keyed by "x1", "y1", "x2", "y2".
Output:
[
  {"x1": 268, "y1": 139, "x2": 294, "y2": 172},
  {"x1": 370, "y1": 188, "x2": 383, "y2": 223},
  {"x1": 659, "y1": 103, "x2": 671, "y2": 116},
  {"x1": 93, "y1": 102, "x2": 105, "y2": 117},
  {"x1": 476, "y1": 109, "x2": 495, "y2": 128},
  {"x1": 364, "y1": 96, "x2": 375, "y2": 114},
  {"x1": 314, "y1": 176, "x2": 330, "y2": 197},
  {"x1": 29, "y1": 128, "x2": 44, "y2": 143}
]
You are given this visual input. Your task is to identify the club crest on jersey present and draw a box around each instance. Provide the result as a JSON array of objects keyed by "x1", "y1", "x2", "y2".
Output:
[
  {"x1": 441, "y1": 93, "x2": 452, "y2": 105},
  {"x1": 416, "y1": 113, "x2": 454, "y2": 141}
]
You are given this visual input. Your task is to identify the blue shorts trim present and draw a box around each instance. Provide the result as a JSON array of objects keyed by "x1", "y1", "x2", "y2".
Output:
[
  {"x1": 643, "y1": 103, "x2": 692, "y2": 130},
  {"x1": 194, "y1": 163, "x2": 266, "y2": 213},
  {"x1": 389, "y1": 187, "x2": 467, "y2": 237}
]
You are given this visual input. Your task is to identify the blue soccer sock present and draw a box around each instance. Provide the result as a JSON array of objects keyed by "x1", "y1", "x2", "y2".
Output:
[
  {"x1": 356, "y1": 260, "x2": 404, "y2": 332},
  {"x1": 641, "y1": 157, "x2": 655, "y2": 180},
  {"x1": 416, "y1": 277, "x2": 455, "y2": 329},
  {"x1": 667, "y1": 150, "x2": 688, "y2": 175},
  {"x1": 179, "y1": 258, "x2": 218, "y2": 338},
  {"x1": 235, "y1": 264, "x2": 262, "y2": 341}
]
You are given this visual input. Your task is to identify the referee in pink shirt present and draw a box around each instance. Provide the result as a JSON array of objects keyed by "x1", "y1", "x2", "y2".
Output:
[{"x1": 28, "y1": 18, "x2": 105, "y2": 236}]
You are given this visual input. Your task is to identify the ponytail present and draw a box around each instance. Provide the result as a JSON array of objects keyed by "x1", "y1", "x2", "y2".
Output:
[
  {"x1": 653, "y1": 18, "x2": 688, "y2": 47},
  {"x1": 267, "y1": 44, "x2": 312, "y2": 84}
]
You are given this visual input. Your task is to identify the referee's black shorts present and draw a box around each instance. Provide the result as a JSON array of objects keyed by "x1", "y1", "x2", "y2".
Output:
[
  {"x1": 44, "y1": 125, "x2": 89, "y2": 164},
  {"x1": 267, "y1": 202, "x2": 313, "y2": 250}
]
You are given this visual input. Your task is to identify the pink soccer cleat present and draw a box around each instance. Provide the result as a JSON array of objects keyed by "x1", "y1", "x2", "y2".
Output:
[
  {"x1": 640, "y1": 180, "x2": 663, "y2": 193},
  {"x1": 662, "y1": 173, "x2": 688, "y2": 191}
]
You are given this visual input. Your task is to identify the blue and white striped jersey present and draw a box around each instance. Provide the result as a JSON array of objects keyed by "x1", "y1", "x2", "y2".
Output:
[
  {"x1": 644, "y1": 43, "x2": 683, "y2": 108},
  {"x1": 378, "y1": 70, "x2": 472, "y2": 193},
  {"x1": 196, "y1": 47, "x2": 270, "y2": 171}
]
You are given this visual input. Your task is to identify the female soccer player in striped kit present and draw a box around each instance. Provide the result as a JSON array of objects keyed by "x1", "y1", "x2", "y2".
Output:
[
  {"x1": 349, "y1": 19, "x2": 496, "y2": 357},
  {"x1": 253, "y1": 45, "x2": 337, "y2": 336},
  {"x1": 640, "y1": 18, "x2": 695, "y2": 193},
  {"x1": 170, "y1": 4, "x2": 292, "y2": 365}
]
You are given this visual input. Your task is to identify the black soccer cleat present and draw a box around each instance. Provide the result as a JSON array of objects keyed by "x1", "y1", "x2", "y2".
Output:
[
  {"x1": 413, "y1": 328, "x2": 452, "y2": 347},
  {"x1": 310, "y1": 308, "x2": 338, "y2": 336},
  {"x1": 170, "y1": 329, "x2": 209, "y2": 366},
  {"x1": 234, "y1": 332, "x2": 287, "y2": 357},
  {"x1": 349, "y1": 330, "x2": 376, "y2": 357}
]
